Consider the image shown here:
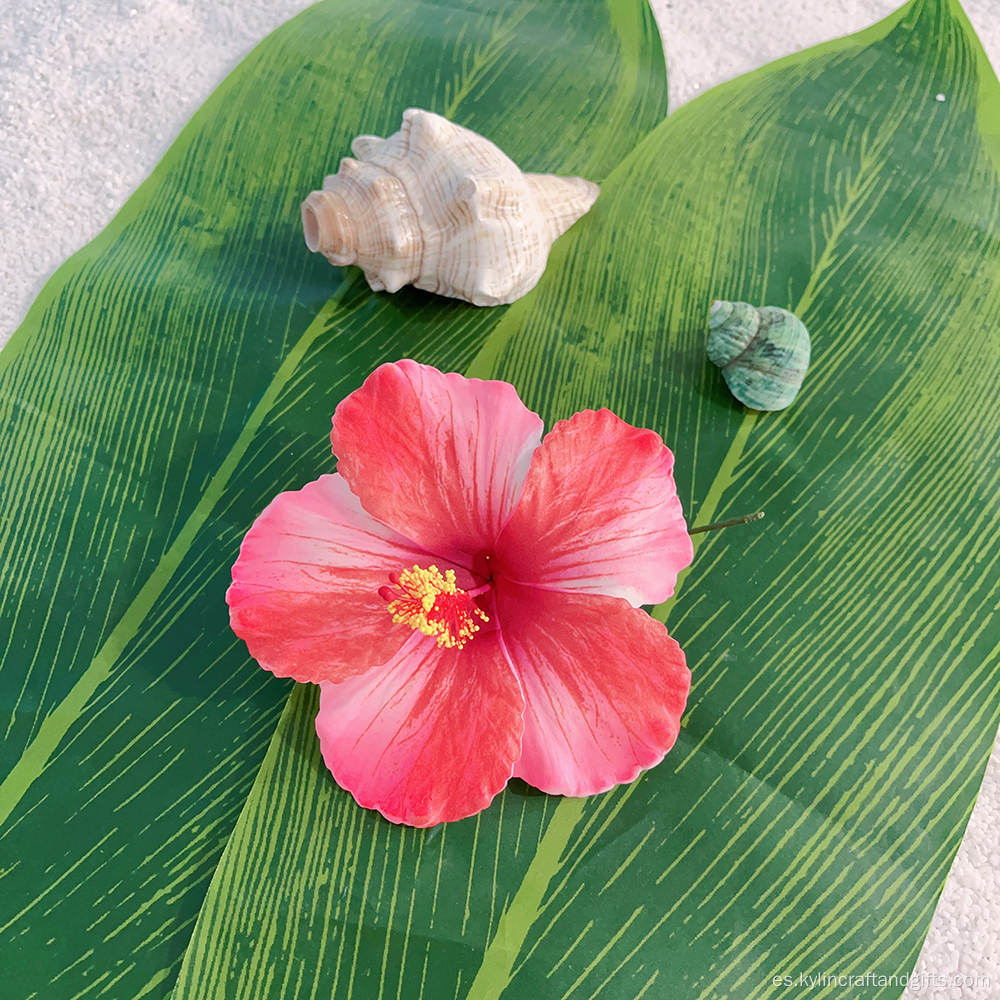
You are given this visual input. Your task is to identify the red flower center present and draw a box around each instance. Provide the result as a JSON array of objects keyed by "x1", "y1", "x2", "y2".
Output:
[{"x1": 379, "y1": 565, "x2": 489, "y2": 649}]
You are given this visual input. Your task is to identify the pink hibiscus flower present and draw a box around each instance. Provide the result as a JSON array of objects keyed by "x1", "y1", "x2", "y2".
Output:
[{"x1": 228, "y1": 360, "x2": 693, "y2": 827}]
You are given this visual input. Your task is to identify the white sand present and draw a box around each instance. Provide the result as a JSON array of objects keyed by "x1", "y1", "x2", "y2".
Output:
[{"x1": 1, "y1": 1, "x2": 997, "y2": 995}]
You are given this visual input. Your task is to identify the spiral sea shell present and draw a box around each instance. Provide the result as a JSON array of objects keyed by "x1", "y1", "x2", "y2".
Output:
[
  {"x1": 707, "y1": 300, "x2": 811, "y2": 411},
  {"x1": 301, "y1": 108, "x2": 600, "y2": 307}
]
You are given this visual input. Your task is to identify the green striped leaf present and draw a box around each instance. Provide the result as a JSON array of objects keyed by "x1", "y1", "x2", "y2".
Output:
[
  {"x1": 0, "y1": 1, "x2": 667, "y2": 997},
  {"x1": 169, "y1": 1, "x2": 1000, "y2": 998}
]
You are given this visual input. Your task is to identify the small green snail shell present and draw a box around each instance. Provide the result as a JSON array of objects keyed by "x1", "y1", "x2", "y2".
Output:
[{"x1": 707, "y1": 300, "x2": 811, "y2": 411}]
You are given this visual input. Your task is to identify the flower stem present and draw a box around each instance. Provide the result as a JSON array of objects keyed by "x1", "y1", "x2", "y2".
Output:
[
  {"x1": 688, "y1": 510, "x2": 764, "y2": 534},
  {"x1": 650, "y1": 409, "x2": 759, "y2": 624}
]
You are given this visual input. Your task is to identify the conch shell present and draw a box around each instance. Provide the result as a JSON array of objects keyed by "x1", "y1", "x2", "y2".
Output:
[
  {"x1": 301, "y1": 108, "x2": 600, "y2": 306},
  {"x1": 707, "y1": 300, "x2": 811, "y2": 411}
]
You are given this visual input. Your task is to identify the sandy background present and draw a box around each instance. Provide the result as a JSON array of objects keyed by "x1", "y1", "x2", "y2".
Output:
[{"x1": 1, "y1": 1, "x2": 997, "y2": 995}]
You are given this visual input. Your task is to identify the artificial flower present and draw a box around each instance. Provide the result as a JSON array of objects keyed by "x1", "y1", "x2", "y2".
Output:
[{"x1": 228, "y1": 360, "x2": 693, "y2": 827}]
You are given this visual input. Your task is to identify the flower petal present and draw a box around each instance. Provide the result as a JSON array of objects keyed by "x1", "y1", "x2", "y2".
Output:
[
  {"x1": 316, "y1": 631, "x2": 524, "y2": 827},
  {"x1": 495, "y1": 408, "x2": 693, "y2": 606},
  {"x1": 497, "y1": 581, "x2": 689, "y2": 796},
  {"x1": 228, "y1": 473, "x2": 471, "y2": 684},
  {"x1": 331, "y1": 360, "x2": 544, "y2": 566}
]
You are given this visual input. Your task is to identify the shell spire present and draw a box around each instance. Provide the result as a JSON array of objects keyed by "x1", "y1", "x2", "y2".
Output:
[
  {"x1": 523, "y1": 173, "x2": 600, "y2": 244},
  {"x1": 301, "y1": 108, "x2": 600, "y2": 306}
]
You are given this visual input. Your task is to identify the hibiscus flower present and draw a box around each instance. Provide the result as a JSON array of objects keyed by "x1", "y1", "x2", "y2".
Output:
[{"x1": 228, "y1": 360, "x2": 693, "y2": 827}]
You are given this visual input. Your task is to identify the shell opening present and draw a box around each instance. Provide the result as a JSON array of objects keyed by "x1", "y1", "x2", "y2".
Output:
[
  {"x1": 302, "y1": 202, "x2": 322, "y2": 251},
  {"x1": 301, "y1": 190, "x2": 358, "y2": 263}
]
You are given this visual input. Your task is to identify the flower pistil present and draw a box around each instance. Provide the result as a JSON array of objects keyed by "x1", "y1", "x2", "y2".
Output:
[{"x1": 380, "y1": 565, "x2": 489, "y2": 649}]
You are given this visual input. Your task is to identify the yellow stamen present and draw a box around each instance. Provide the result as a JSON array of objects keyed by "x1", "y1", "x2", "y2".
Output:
[{"x1": 382, "y1": 565, "x2": 489, "y2": 649}]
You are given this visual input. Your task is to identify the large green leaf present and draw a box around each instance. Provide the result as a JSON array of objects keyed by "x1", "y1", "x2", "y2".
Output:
[
  {"x1": 0, "y1": 1, "x2": 667, "y2": 996},
  {"x1": 168, "y1": 0, "x2": 1000, "y2": 997}
]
